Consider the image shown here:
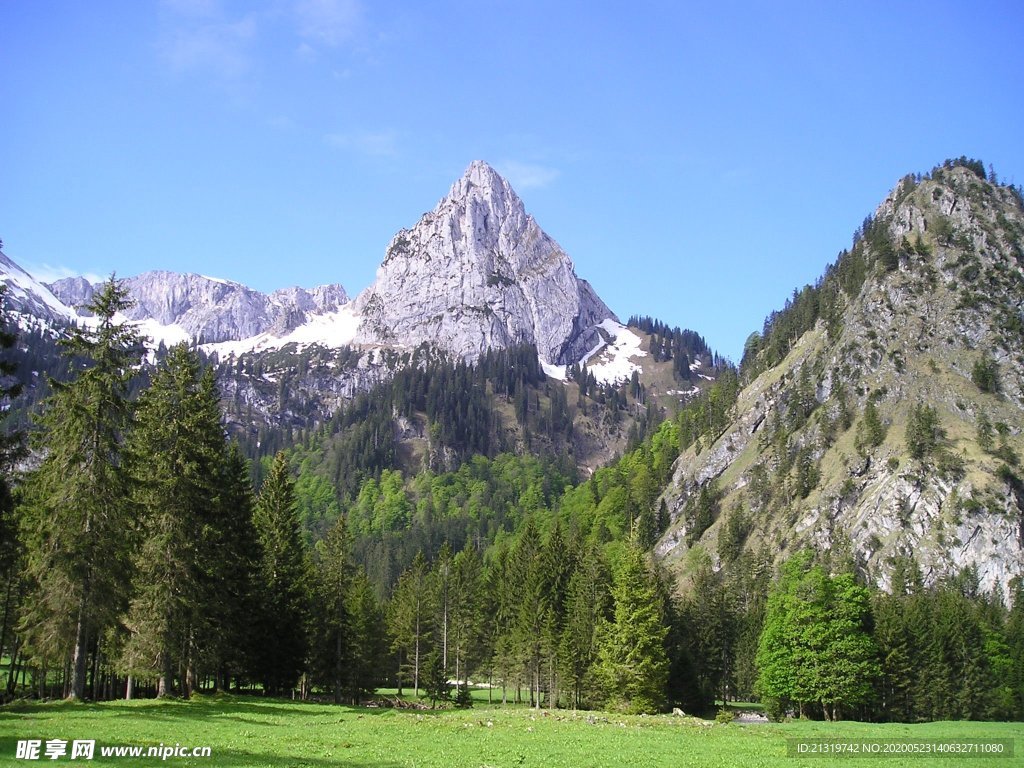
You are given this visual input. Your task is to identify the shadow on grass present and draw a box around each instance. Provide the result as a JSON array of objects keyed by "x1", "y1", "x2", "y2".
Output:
[
  {"x1": 0, "y1": 740, "x2": 402, "y2": 768},
  {"x1": 210, "y1": 753, "x2": 403, "y2": 768},
  {"x1": 1, "y1": 693, "x2": 438, "y2": 722}
]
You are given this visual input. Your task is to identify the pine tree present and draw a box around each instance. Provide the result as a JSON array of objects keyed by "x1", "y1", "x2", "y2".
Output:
[
  {"x1": 558, "y1": 541, "x2": 609, "y2": 709},
  {"x1": 208, "y1": 443, "x2": 262, "y2": 691},
  {"x1": 19, "y1": 277, "x2": 142, "y2": 699},
  {"x1": 120, "y1": 344, "x2": 226, "y2": 697},
  {"x1": 311, "y1": 514, "x2": 351, "y2": 703},
  {"x1": 448, "y1": 544, "x2": 484, "y2": 689},
  {"x1": 387, "y1": 551, "x2": 431, "y2": 697},
  {"x1": 687, "y1": 556, "x2": 738, "y2": 708},
  {"x1": 345, "y1": 571, "x2": 385, "y2": 704},
  {"x1": 593, "y1": 543, "x2": 669, "y2": 713},
  {"x1": 253, "y1": 452, "x2": 311, "y2": 695},
  {"x1": 0, "y1": 287, "x2": 25, "y2": 681}
]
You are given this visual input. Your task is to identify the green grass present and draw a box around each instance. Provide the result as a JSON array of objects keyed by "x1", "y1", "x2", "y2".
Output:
[{"x1": 2, "y1": 696, "x2": 1022, "y2": 767}]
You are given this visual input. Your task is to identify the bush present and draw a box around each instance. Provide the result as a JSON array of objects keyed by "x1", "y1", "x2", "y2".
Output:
[
  {"x1": 763, "y1": 696, "x2": 787, "y2": 723},
  {"x1": 972, "y1": 352, "x2": 1001, "y2": 394},
  {"x1": 715, "y1": 708, "x2": 735, "y2": 724}
]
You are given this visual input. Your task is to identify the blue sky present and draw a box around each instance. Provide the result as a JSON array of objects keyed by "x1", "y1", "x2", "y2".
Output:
[{"x1": 3, "y1": 1, "x2": 1023, "y2": 361}]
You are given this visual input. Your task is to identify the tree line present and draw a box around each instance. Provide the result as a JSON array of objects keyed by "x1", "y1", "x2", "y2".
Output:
[{"x1": 4, "y1": 280, "x2": 1024, "y2": 722}]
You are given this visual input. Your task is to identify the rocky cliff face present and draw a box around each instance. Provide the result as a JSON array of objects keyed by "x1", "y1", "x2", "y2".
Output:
[
  {"x1": 354, "y1": 161, "x2": 614, "y2": 364},
  {"x1": 0, "y1": 251, "x2": 76, "y2": 326},
  {"x1": 658, "y1": 164, "x2": 1024, "y2": 598},
  {"x1": 49, "y1": 271, "x2": 349, "y2": 345}
]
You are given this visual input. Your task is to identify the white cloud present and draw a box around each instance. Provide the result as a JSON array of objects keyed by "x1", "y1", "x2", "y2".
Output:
[
  {"x1": 25, "y1": 263, "x2": 106, "y2": 286},
  {"x1": 325, "y1": 129, "x2": 399, "y2": 157},
  {"x1": 497, "y1": 161, "x2": 560, "y2": 190},
  {"x1": 294, "y1": 0, "x2": 362, "y2": 46},
  {"x1": 159, "y1": 14, "x2": 258, "y2": 79}
]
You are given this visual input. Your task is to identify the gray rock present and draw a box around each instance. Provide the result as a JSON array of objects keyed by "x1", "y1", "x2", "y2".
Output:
[{"x1": 353, "y1": 161, "x2": 614, "y2": 364}]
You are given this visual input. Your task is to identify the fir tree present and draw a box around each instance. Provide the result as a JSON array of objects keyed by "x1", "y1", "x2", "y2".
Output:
[
  {"x1": 345, "y1": 571, "x2": 385, "y2": 704},
  {"x1": 593, "y1": 543, "x2": 669, "y2": 713},
  {"x1": 0, "y1": 287, "x2": 25, "y2": 680},
  {"x1": 311, "y1": 514, "x2": 351, "y2": 703},
  {"x1": 120, "y1": 344, "x2": 226, "y2": 697},
  {"x1": 208, "y1": 443, "x2": 262, "y2": 691},
  {"x1": 558, "y1": 542, "x2": 609, "y2": 709},
  {"x1": 253, "y1": 452, "x2": 311, "y2": 695},
  {"x1": 19, "y1": 277, "x2": 142, "y2": 700},
  {"x1": 387, "y1": 551, "x2": 431, "y2": 697}
]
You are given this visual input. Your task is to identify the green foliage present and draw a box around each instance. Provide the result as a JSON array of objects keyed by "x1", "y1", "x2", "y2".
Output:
[
  {"x1": 594, "y1": 544, "x2": 669, "y2": 713},
  {"x1": 423, "y1": 648, "x2": 450, "y2": 708},
  {"x1": 253, "y1": 452, "x2": 312, "y2": 695},
  {"x1": 755, "y1": 552, "x2": 880, "y2": 720},
  {"x1": 685, "y1": 482, "x2": 721, "y2": 546},
  {"x1": 17, "y1": 278, "x2": 143, "y2": 700},
  {"x1": 905, "y1": 402, "x2": 944, "y2": 461},
  {"x1": 120, "y1": 345, "x2": 229, "y2": 696},
  {"x1": 684, "y1": 556, "x2": 738, "y2": 709},
  {"x1": 874, "y1": 573, "x2": 1014, "y2": 722},
  {"x1": 854, "y1": 400, "x2": 886, "y2": 453},
  {"x1": 972, "y1": 352, "x2": 1001, "y2": 394}
]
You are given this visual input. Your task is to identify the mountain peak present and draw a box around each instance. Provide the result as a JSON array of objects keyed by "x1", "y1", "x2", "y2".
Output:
[
  {"x1": 354, "y1": 162, "x2": 614, "y2": 364},
  {"x1": 442, "y1": 160, "x2": 523, "y2": 215}
]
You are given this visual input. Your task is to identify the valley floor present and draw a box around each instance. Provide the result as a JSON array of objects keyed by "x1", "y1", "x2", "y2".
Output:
[{"x1": 1, "y1": 696, "x2": 1021, "y2": 767}]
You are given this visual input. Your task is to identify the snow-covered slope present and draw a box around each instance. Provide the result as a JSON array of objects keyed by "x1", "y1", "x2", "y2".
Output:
[
  {"x1": 7, "y1": 162, "x2": 624, "y2": 377},
  {"x1": 541, "y1": 319, "x2": 648, "y2": 385},
  {"x1": 0, "y1": 250, "x2": 77, "y2": 326},
  {"x1": 48, "y1": 271, "x2": 350, "y2": 349}
]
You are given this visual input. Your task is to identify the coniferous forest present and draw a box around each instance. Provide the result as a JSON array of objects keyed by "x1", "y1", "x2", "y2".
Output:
[{"x1": 3, "y1": 262, "x2": 1024, "y2": 723}]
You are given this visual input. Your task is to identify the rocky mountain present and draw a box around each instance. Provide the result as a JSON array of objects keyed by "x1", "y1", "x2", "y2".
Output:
[
  {"x1": 353, "y1": 160, "x2": 614, "y2": 365},
  {"x1": 0, "y1": 250, "x2": 76, "y2": 326},
  {"x1": 657, "y1": 160, "x2": 1024, "y2": 597},
  {"x1": 32, "y1": 162, "x2": 617, "y2": 374},
  {"x1": 3, "y1": 162, "x2": 680, "y2": 463},
  {"x1": 48, "y1": 271, "x2": 349, "y2": 345}
]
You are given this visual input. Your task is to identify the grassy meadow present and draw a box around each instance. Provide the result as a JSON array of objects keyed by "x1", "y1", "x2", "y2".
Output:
[{"x1": 2, "y1": 694, "x2": 1022, "y2": 767}]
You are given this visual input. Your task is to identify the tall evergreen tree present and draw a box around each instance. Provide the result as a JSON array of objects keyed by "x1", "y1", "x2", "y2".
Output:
[
  {"x1": 253, "y1": 452, "x2": 311, "y2": 695},
  {"x1": 593, "y1": 543, "x2": 669, "y2": 713},
  {"x1": 0, "y1": 286, "x2": 25, "y2": 683},
  {"x1": 387, "y1": 551, "x2": 431, "y2": 697},
  {"x1": 310, "y1": 512, "x2": 352, "y2": 703},
  {"x1": 345, "y1": 571, "x2": 385, "y2": 704},
  {"x1": 19, "y1": 278, "x2": 142, "y2": 699},
  {"x1": 448, "y1": 544, "x2": 484, "y2": 688},
  {"x1": 121, "y1": 344, "x2": 227, "y2": 696},
  {"x1": 208, "y1": 443, "x2": 262, "y2": 691},
  {"x1": 558, "y1": 541, "x2": 610, "y2": 709}
]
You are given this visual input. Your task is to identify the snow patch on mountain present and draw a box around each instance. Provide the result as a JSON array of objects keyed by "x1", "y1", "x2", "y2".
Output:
[
  {"x1": 0, "y1": 251, "x2": 77, "y2": 324},
  {"x1": 582, "y1": 319, "x2": 646, "y2": 385},
  {"x1": 203, "y1": 303, "x2": 360, "y2": 357}
]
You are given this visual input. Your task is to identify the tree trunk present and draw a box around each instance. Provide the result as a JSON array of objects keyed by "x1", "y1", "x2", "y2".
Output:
[
  {"x1": 396, "y1": 648, "x2": 404, "y2": 697},
  {"x1": 126, "y1": 675, "x2": 134, "y2": 700},
  {"x1": 5, "y1": 641, "x2": 21, "y2": 696},
  {"x1": 158, "y1": 649, "x2": 173, "y2": 698},
  {"x1": 413, "y1": 622, "x2": 420, "y2": 698},
  {"x1": 334, "y1": 631, "x2": 343, "y2": 704},
  {"x1": 0, "y1": 567, "x2": 15, "y2": 666},
  {"x1": 70, "y1": 594, "x2": 90, "y2": 700}
]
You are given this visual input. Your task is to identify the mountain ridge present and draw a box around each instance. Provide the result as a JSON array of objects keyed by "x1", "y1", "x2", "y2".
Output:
[{"x1": 657, "y1": 161, "x2": 1024, "y2": 596}]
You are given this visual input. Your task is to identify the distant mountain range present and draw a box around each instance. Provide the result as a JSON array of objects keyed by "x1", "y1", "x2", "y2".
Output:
[
  {"x1": 5, "y1": 161, "x2": 626, "y2": 378},
  {"x1": 9, "y1": 157, "x2": 1023, "y2": 595}
]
